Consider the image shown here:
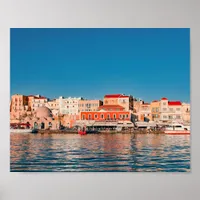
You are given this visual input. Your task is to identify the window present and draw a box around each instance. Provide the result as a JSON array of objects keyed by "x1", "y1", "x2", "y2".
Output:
[
  {"x1": 163, "y1": 102, "x2": 166, "y2": 105},
  {"x1": 176, "y1": 108, "x2": 180, "y2": 111},
  {"x1": 113, "y1": 114, "x2": 116, "y2": 119},
  {"x1": 82, "y1": 115, "x2": 85, "y2": 120},
  {"x1": 169, "y1": 108, "x2": 173, "y2": 112},
  {"x1": 163, "y1": 115, "x2": 167, "y2": 119},
  {"x1": 101, "y1": 114, "x2": 104, "y2": 119},
  {"x1": 156, "y1": 108, "x2": 159, "y2": 112},
  {"x1": 176, "y1": 115, "x2": 181, "y2": 119},
  {"x1": 119, "y1": 115, "x2": 122, "y2": 119},
  {"x1": 169, "y1": 115, "x2": 173, "y2": 119},
  {"x1": 163, "y1": 108, "x2": 167, "y2": 111},
  {"x1": 126, "y1": 114, "x2": 128, "y2": 118},
  {"x1": 94, "y1": 114, "x2": 98, "y2": 119}
]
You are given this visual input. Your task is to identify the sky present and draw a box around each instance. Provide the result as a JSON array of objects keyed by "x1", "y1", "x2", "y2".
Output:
[{"x1": 10, "y1": 28, "x2": 190, "y2": 103}]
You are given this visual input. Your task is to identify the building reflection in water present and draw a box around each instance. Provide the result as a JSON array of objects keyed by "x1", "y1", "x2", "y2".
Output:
[{"x1": 10, "y1": 133, "x2": 190, "y2": 172}]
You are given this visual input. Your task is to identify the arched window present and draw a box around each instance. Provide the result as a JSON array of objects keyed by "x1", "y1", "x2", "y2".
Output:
[
  {"x1": 88, "y1": 114, "x2": 92, "y2": 120},
  {"x1": 101, "y1": 114, "x2": 104, "y2": 119},
  {"x1": 41, "y1": 122, "x2": 45, "y2": 129},
  {"x1": 49, "y1": 122, "x2": 52, "y2": 128}
]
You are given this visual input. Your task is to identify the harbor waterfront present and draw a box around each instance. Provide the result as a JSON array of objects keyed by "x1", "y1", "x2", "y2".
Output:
[
  {"x1": 10, "y1": 133, "x2": 190, "y2": 172},
  {"x1": 10, "y1": 29, "x2": 190, "y2": 173}
]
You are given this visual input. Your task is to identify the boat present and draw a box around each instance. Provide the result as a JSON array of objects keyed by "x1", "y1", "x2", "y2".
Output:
[
  {"x1": 78, "y1": 125, "x2": 87, "y2": 135},
  {"x1": 10, "y1": 122, "x2": 38, "y2": 134},
  {"x1": 78, "y1": 130, "x2": 87, "y2": 135},
  {"x1": 10, "y1": 128, "x2": 38, "y2": 134},
  {"x1": 164, "y1": 123, "x2": 190, "y2": 135}
]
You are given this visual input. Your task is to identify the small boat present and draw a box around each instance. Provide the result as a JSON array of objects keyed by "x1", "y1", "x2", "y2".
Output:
[
  {"x1": 10, "y1": 122, "x2": 38, "y2": 134},
  {"x1": 78, "y1": 130, "x2": 87, "y2": 135},
  {"x1": 78, "y1": 125, "x2": 87, "y2": 135},
  {"x1": 164, "y1": 123, "x2": 190, "y2": 135},
  {"x1": 10, "y1": 128, "x2": 38, "y2": 134}
]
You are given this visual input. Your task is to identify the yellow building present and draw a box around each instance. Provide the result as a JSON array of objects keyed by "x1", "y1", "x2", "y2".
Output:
[
  {"x1": 10, "y1": 94, "x2": 29, "y2": 119},
  {"x1": 103, "y1": 94, "x2": 134, "y2": 111},
  {"x1": 150, "y1": 100, "x2": 160, "y2": 121}
]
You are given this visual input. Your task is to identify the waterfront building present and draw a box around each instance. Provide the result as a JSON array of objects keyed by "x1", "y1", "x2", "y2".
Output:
[
  {"x1": 77, "y1": 108, "x2": 135, "y2": 129},
  {"x1": 58, "y1": 96, "x2": 83, "y2": 115},
  {"x1": 133, "y1": 99, "x2": 143, "y2": 113},
  {"x1": 20, "y1": 106, "x2": 60, "y2": 130},
  {"x1": 78, "y1": 99, "x2": 103, "y2": 112},
  {"x1": 10, "y1": 94, "x2": 29, "y2": 119},
  {"x1": 98, "y1": 104, "x2": 125, "y2": 112},
  {"x1": 138, "y1": 102, "x2": 151, "y2": 122},
  {"x1": 28, "y1": 95, "x2": 48, "y2": 111},
  {"x1": 103, "y1": 94, "x2": 134, "y2": 111},
  {"x1": 132, "y1": 100, "x2": 151, "y2": 122},
  {"x1": 45, "y1": 98, "x2": 59, "y2": 116},
  {"x1": 60, "y1": 114, "x2": 80, "y2": 128},
  {"x1": 150, "y1": 100, "x2": 160, "y2": 122},
  {"x1": 160, "y1": 97, "x2": 182, "y2": 123},
  {"x1": 80, "y1": 110, "x2": 132, "y2": 121},
  {"x1": 181, "y1": 103, "x2": 190, "y2": 123}
]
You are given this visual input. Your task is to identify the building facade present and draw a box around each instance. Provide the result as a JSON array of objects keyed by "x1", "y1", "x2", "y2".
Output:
[
  {"x1": 19, "y1": 106, "x2": 60, "y2": 130},
  {"x1": 45, "y1": 98, "x2": 60, "y2": 116},
  {"x1": 80, "y1": 111, "x2": 131, "y2": 121},
  {"x1": 10, "y1": 94, "x2": 29, "y2": 119},
  {"x1": 59, "y1": 96, "x2": 83, "y2": 115},
  {"x1": 103, "y1": 94, "x2": 134, "y2": 111},
  {"x1": 150, "y1": 100, "x2": 160, "y2": 121},
  {"x1": 78, "y1": 99, "x2": 103, "y2": 112},
  {"x1": 181, "y1": 103, "x2": 190, "y2": 123},
  {"x1": 29, "y1": 95, "x2": 48, "y2": 111},
  {"x1": 160, "y1": 97, "x2": 182, "y2": 123}
]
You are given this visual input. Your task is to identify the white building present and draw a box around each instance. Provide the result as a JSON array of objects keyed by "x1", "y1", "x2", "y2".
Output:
[
  {"x1": 160, "y1": 97, "x2": 182, "y2": 123},
  {"x1": 45, "y1": 99, "x2": 60, "y2": 116},
  {"x1": 58, "y1": 96, "x2": 83, "y2": 115},
  {"x1": 181, "y1": 103, "x2": 190, "y2": 123},
  {"x1": 31, "y1": 95, "x2": 48, "y2": 111}
]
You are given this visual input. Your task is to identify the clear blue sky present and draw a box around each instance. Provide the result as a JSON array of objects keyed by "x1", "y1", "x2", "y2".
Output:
[{"x1": 10, "y1": 28, "x2": 190, "y2": 103}]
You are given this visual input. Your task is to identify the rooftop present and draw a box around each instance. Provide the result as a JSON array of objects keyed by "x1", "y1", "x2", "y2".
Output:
[
  {"x1": 104, "y1": 94, "x2": 129, "y2": 98},
  {"x1": 98, "y1": 105, "x2": 124, "y2": 110},
  {"x1": 168, "y1": 101, "x2": 182, "y2": 106}
]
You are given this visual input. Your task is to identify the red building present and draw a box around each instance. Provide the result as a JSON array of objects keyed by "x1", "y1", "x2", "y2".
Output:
[
  {"x1": 97, "y1": 105, "x2": 125, "y2": 111},
  {"x1": 80, "y1": 111, "x2": 131, "y2": 121}
]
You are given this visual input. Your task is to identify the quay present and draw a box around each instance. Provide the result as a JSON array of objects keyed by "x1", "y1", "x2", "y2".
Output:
[{"x1": 36, "y1": 129, "x2": 165, "y2": 135}]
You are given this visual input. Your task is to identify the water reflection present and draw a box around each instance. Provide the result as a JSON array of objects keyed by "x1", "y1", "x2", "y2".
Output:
[{"x1": 10, "y1": 133, "x2": 190, "y2": 172}]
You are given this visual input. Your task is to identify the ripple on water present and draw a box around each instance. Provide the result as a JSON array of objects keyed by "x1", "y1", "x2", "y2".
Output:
[{"x1": 10, "y1": 134, "x2": 190, "y2": 172}]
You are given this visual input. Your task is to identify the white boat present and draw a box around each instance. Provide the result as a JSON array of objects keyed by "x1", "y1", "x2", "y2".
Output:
[
  {"x1": 10, "y1": 122, "x2": 38, "y2": 134},
  {"x1": 164, "y1": 123, "x2": 190, "y2": 135},
  {"x1": 10, "y1": 128, "x2": 33, "y2": 133}
]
